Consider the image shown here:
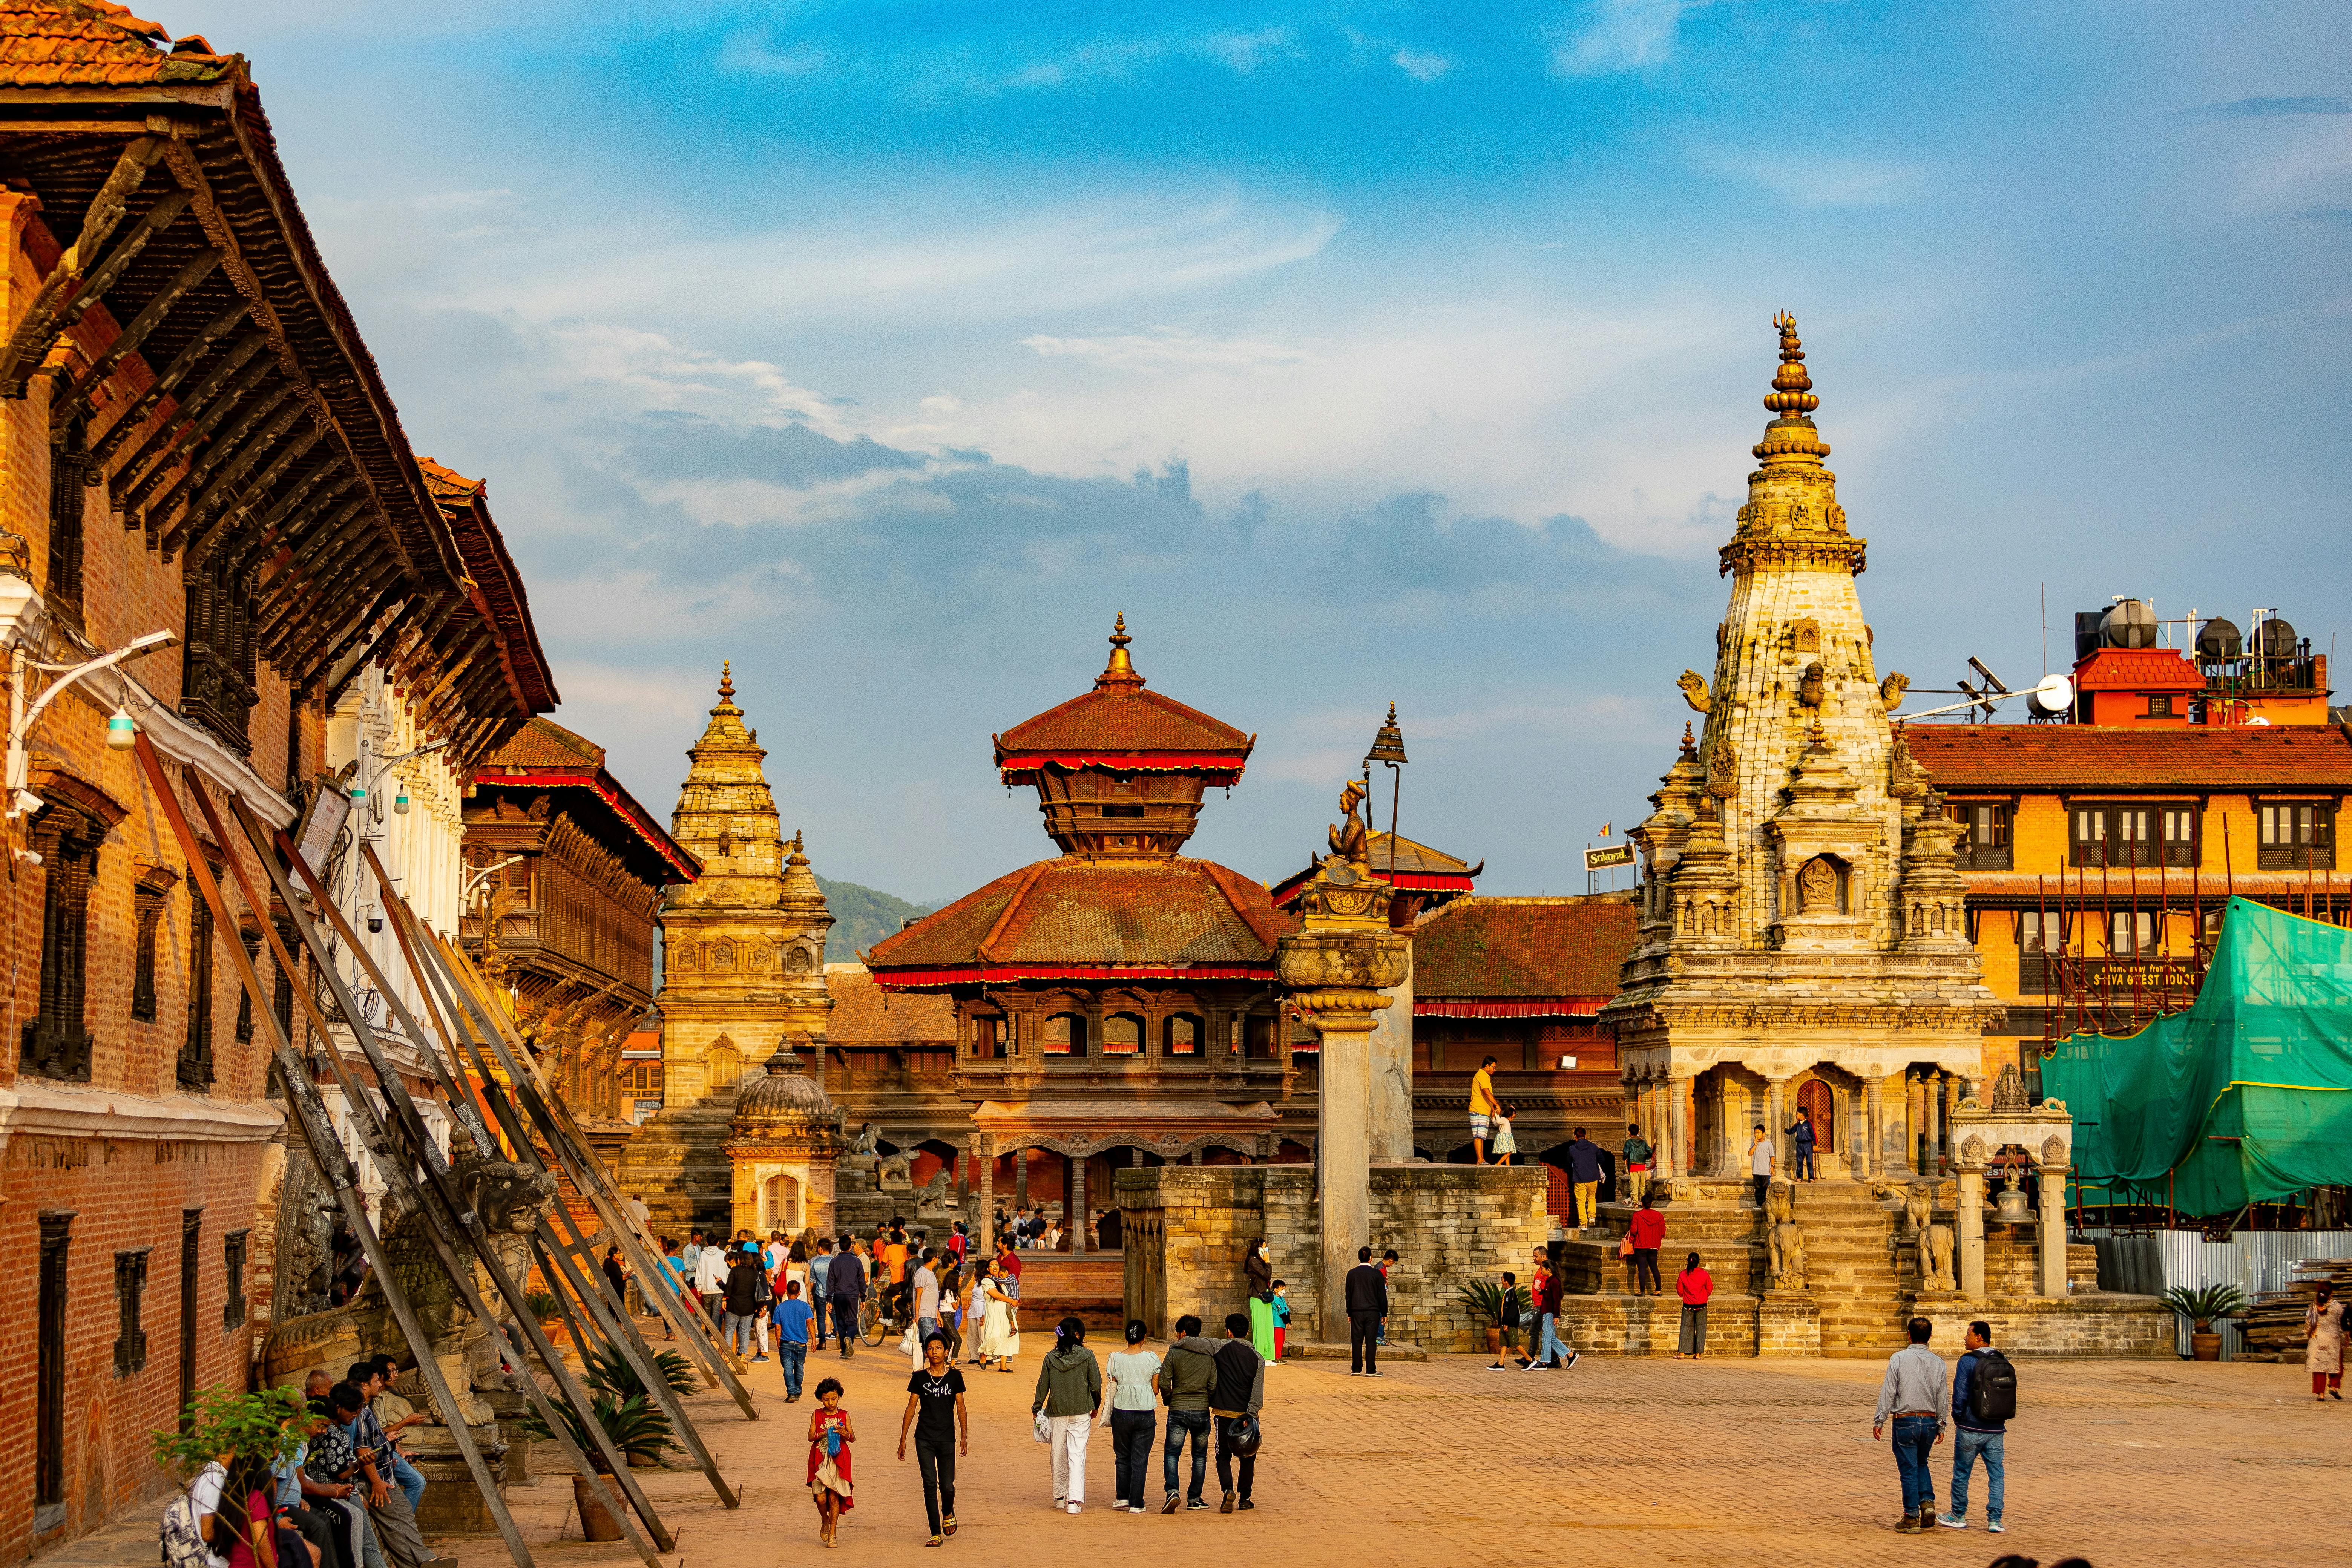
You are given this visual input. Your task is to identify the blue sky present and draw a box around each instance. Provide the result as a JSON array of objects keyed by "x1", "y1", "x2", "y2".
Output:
[{"x1": 173, "y1": 0, "x2": 2352, "y2": 910}]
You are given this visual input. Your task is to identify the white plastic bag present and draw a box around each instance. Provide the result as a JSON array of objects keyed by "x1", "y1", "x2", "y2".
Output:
[{"x1": 1033, "y1": 1410, "x2": 1052, "y2": 1444}]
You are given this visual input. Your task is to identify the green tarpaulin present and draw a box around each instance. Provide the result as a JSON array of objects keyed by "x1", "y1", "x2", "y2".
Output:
[{"x1": 2043, "y1": 897, "x2": 2352, "y2": 1215}]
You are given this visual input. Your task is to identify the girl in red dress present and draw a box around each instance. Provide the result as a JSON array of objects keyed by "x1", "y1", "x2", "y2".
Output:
[{"x1": 806, "y1": 1378, "x2": 855, "y2": 1547}]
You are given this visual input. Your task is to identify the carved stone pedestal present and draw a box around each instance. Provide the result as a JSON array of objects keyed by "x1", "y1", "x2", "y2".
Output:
[
  {"x1": 1754, "y1": 1290, "x2": 1821, "y2": 1357},
  {"x1": 405, "y1": 1421, "x2": 506, "y2": 1536}
]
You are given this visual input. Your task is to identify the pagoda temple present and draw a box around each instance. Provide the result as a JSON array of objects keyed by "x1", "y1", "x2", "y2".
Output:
[{"x1": 866, "y1": 617, "x2": 1303, "y2": 1251}]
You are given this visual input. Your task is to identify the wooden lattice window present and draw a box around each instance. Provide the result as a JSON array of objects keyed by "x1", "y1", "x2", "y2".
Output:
[
  {"x1": 113, "y1": 1248, "x2": 151, "y2": 1375},
  {"x1": 132, "y1": 868, "x2": 175, "y2": 1023},
  {"x1": 21, "y1": 808, "x2": 101, "y2": 1082},
  {"x1": 222, "y1": 1229, "x2": 249, "y2": 1329},
  {"x1": 46, "y1": 416, "x2": 88, "y2": 617},
  {"x1": 235, "y1": 927, "x2": 260, "y2": 1044},
  {"x1": 180, "y1": 880, "x2": 215, "y2": 1090}
]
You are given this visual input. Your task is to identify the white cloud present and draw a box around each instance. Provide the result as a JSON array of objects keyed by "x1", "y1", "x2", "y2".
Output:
[
  {"x1": 1390, "y1": 48, "x2": 1454, "y2": 83},
  {"x1": 955, "y1": 27, "x2": 1299, "y2": 94},
  {"x1": 1552, "y1": 0, "x2": 1726, "y2": 77},
  {"x1": 1020, "y1": 326, "x2": 1312, "y2": 373},
  {"x1": 719, "y1": 29, "x2": 826, "y2": 77}
]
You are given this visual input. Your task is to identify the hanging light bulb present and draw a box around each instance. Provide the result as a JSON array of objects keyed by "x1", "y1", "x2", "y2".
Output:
[
  {"x1": 393, "y1": 788, "x2": 410, "y2": 815},
  {"x1": 105, "y1": 705, "x2": 138, "y2": 751}
]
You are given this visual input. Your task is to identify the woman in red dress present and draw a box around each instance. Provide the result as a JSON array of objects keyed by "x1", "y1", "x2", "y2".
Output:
[{"x1": 806, "y1": 1378, "x2": 856, "y2": 1547}]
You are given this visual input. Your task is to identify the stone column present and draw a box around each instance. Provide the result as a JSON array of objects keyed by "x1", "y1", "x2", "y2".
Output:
[
  {"x1": 1069, "y1": 1152, "x2": 1089, "y2": 1255},
  {"x1": 1860, "y1": 1077, "x2": 1883, "y2": 1182},
  {"x1": 975, "y1": 1134, "x2": 996, "y2": 1254},
  {"x1": 2036, "y1": 1161, "x2": 2068, "y2": 1296},
  {"x1": 1665, "y1": 1076, "x2": 1687, "y2": 1183},
  {"x1": 1927, "y1": 1073, "x2": 1945, "y2": 1175},
  {"x1": 1366, "y1": 940, "x2": 1415, "y2": 1162},
  {"x1": 955, "y1": 1141, "x2": 971, "y2": 1209},
  {"x1": 1766, "y1": 1076, "x2": 1789, "y2": 1179},
  {"x1": 1956, "y1": 1168, "x2": 1986, "y2": 1298},
  {"x1": 1905, "y1": 1073, "x2": 1926, "y2": 1176},
  {"x1": 1014, "y1": 1147, "x2": 1029, "y2": 1210},
  {"x1": 1276, "y1": 858, "x2": 1407, "y2": 1346}
]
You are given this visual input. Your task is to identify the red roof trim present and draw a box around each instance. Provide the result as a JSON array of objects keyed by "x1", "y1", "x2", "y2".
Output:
[
  {"x1": 999, "y1": 751, "x2": 1247, "y2": 777},
  {"x1": 1271, "y1": 869, "x2": 1474, "y2": 907},
  {"x1": 875, "y1": 962, "x2": 1281, "y2": 990},
  {"x1": 469, "y1": 770, "x2": 699, "y2": 880},
  {"x1": 1415, "y1": 998, "x2": 1610, "y2": 1018}
]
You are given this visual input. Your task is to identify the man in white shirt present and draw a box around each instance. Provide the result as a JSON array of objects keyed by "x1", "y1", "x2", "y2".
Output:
[
  {"x1": 1872, "y1": 1316, "x2": 1950, "y2": 1533},
  {"x1": 1747, "y1": 1125, "x2": 1775, "y2": 1208},
  {"x1": 910, "y1": 1248, "x2": 943, "y2": 1367},
  {"x1": 693, "y1": 1237, "x2": 729, "y2": 1327}
]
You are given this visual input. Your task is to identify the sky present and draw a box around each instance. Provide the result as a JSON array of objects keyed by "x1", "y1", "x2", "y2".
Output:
[{"x1": 170, "y1": 0, "x2": 2352, "y2": 908}]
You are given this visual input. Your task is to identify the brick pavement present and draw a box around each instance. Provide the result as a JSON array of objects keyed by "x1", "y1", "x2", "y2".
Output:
[{"x1": 431, "y1": 1328, "x2": 2341, "y2": 1568}]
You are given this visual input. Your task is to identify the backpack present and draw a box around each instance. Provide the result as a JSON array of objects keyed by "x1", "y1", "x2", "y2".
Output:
[
  {"x1": 753, "y1": 1267, "x2": 774, "y2": 1308},
  {"x1": 159, "y1": 1494, "x2": 211, "y2": 1568},
  {"x1": 1966, "y1": 1349, "x2": 2017, "y2": 1424}
]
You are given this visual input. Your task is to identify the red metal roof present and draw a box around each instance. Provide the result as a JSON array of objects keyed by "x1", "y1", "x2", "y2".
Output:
[
  {"x1": 1905, "y1": 723, "x2": 2352, "y2": 793},
  {"x1": 867, "y1": 855, "x2": 1297, "y2": 986}
]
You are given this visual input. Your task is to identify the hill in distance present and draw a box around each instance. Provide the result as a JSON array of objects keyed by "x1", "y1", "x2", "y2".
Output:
[{"x1": 818, "y1": 875, "x2": 944, "y2": 962}]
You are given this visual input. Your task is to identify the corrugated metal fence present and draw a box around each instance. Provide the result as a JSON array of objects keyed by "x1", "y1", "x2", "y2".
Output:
[{"x1": 2081, "y1": 1229, "x2": 2352, "y2": 1357}]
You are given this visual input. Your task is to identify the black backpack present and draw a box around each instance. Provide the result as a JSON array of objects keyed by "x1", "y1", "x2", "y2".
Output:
[{"x1": 1966, "y1": 1349, "x2": 2017, "y2": 1424}]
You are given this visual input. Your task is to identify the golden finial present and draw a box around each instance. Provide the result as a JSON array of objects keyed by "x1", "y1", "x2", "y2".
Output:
[
  {"x1": 1680, "y1": 721, "x2": 1697, "y2": 760},
  {"x1": 718, "y1": 659, "x2": 735, "y2": 701},
  {"x1": 1097, "y1": 612, "x2": 1143, "y2": 688},
  {"x1": 1763, "y1": 310, "x2": 1820, "y2": 419}
]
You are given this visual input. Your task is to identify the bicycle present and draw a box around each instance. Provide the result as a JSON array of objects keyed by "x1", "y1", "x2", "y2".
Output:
[{"x1": 860, "y1": 1295, "x2": 889, "y2": 1347}]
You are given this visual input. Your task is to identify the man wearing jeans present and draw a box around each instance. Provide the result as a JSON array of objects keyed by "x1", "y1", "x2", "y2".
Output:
[
  {"x1": 910, "y1": 1249, "x2": 942, "y2": 1369},
  {"x1": 772, "y1": 1281, "x2": 812, "y2": 1401},
  {"x1": 1871, "y1": 1316, "x2": 1948, "y2": 1532},
  {"x1": 1159, "y1": 1316, "x2": 1218, "y2": 1512},
  {"x1": 826, "y1": 1236, "x2": 867, "y2": 1356},
  {"x1": 1939, "y1": 1321, "x2": 2007, "y2": 1534}
]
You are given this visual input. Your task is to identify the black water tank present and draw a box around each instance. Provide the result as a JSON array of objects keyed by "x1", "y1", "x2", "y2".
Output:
[
  {"x1": 2256, "y1": 617, "x2": 2299, "y2": 659},
  {"x1": 2197, "y1": 617, "x2": 2242, "y2": 660}
]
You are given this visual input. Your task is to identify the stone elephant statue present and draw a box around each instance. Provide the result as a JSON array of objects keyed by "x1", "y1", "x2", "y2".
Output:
[{"x1": 1768, "y1": 1221, "x2": 1807, "y2": 1291}]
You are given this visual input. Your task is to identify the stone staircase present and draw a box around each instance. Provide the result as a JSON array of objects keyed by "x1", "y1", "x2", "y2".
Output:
[{"x1": 1783, "y1": 1178, "x2": 1908, "y2": 1358}]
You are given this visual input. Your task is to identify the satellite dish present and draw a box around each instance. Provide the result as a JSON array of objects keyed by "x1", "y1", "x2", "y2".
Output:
[{"x1": 2025, "y1": 673, "x2": 2073, "y2": 719}]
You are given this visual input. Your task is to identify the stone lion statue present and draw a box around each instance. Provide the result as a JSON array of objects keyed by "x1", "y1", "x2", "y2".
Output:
[
  {"x1": 1904, "y1": 1183, "x2": 1933, "y2": 1237},
  {"x1": 917, "y1": 1167, "x2": 955, "y2": 1214},
  {"x1": 1922, "y1": 1222, "x2": 1956, "y2": 1293},
  {"x1": 878, "y1": 1150, "x2": 914, "y2": 1189},
  {"x1": 1765, "y1": 1177, "x2": 1796, "y2": 1225},
  {"x1": 1768, "y1": 1221, "x2": 1807, "y2": 1291},
  {"x1": 1879, "y1": 672, "x2": 1910, "y2": 708},
  {"x1": 1677, "y1": 670, "x2": 1713, "y2": 714}
]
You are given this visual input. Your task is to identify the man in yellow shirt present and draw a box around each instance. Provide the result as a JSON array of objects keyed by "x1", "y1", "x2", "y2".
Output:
[{"x1": 1469, "y1": 1055, "x2": 1501, "y2": 1165}]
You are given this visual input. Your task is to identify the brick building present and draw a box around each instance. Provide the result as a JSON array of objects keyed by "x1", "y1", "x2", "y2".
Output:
[{"x1": 0, "y1": 9, "x2": 553, "y2": 1560}]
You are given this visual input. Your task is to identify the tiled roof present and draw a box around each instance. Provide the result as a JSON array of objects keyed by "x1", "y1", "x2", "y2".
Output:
[
  {"x1": 420, "y1": 457, "x2": 560, "y2": 715},
  {"x1": 868, "y1": 855, "x2": 1296, "y2": 976},
  {"x1": 1411, "y1": 896, "x2": 1637, "y2": 1000},
  {"x1": 824, "y1": 964, "x2": 956, "y2": 1044},
  {"x1": 1906, "y1": 723, "x2": 2352, "y2": 793},
  {"x1": 1362, "y1": 832, "x2": 1476, "y2": 877},
  {"x1": 2071, "y1": 648, "x2": 2205, "y2": 691},
  {"x1": 0, "y1": 1, "x2": 233, "y2": 86},
  {"x1": 996, "y1": 684, "x2": 1251, "y2": 759},
  {"x1": 485, "y1": 716, "x2": 604, "y2": 771}
]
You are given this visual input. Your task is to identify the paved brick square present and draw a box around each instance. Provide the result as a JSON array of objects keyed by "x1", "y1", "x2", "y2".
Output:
[{"x1": 436, "y1": 1332, "x2": 2340, "y2": 1568}]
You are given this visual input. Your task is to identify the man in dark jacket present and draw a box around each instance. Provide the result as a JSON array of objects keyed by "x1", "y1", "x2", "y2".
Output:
[
  {"x1": 1345, "y1": 1245, "x2": 1388, "y2": 1376},
  {"x1": 1161, "y1": 1315, "x2": 1219, "y2": 1512},
  {"x1": 826, "y1": 1237, "x2": 867, "y2": 1357},
  {"x1": 1211, "y1": 1312, "x2": 1266, "y2": 1513},
  {"x1": 1567, "y1": 1128, "x2": 1605, "y2": 1230}
]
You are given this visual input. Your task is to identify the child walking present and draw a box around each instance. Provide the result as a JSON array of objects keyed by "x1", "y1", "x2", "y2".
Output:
[
  {"x1": 807, "y1": 1378, "x2": 856, "y2": 1548},
  {"x1": 1491, "y1": 1104, "x2": 1519, "y2": 1165},
  {"x1": 1271, "y1": 1280, "x2": 1292, "y2": 1361}
]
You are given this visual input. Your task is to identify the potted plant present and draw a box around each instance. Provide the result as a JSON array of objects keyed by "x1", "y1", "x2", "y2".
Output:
[
  {"x1": 1456, "y1": 1279, "x2": 1507, "y2": 1358},
  {"x1": 2162, "y1": 1283, "x2": 2249, "y2": 1361},
  {"x1": 518, "y1": 1389, "x2": 678, "y2": 1537},
  {"x1": 524, "y1": 1289, "x2": 566, "y2": 1346}
]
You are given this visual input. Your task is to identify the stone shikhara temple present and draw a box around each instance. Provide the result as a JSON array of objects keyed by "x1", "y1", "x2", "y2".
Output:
[{"x1": 1573, "y1": 317, "x2": 2167, "y2": 1357}]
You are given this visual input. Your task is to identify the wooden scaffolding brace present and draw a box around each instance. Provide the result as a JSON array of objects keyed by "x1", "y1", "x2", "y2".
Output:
[{"x1": 130, "y1": 733, "x2": 700, "y2": 1568}]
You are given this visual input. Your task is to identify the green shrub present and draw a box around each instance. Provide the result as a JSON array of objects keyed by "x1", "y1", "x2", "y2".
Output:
[
  {"x1": 582, "y1": 1346, "x2": 696, "y2": 1402},
  {"x1": 151, "y1": 1386, "x2": 308, "y2": 1480},
  {"x1": 2161, "y1": 1283, "x2": 2249, "y2": 1328},
  {"x1": 524, "y1": 1289, "x2": 563, "y2": 1322},
  {"x1": 518, "y1": 1391, "x2": 676, "y2": 1472},
  {"x1": 1455, "y1": 1279, "x2": 1508, "y2": 1328}
]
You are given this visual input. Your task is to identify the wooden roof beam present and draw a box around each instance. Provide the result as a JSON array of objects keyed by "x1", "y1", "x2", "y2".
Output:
[
  {"x1": 182, "y1": 419, "x2": 324, "y2": 567},
  {"x1": 0, "y1": 134, "x2": 164, "y2": 397},
  {"x1": 49, "y1": 248, "x2": 221, "y2": 433},
  {"x1": 253, "y1": 498, "x2": 368, "y2": 631},
  {"x1": 91, "y1": 301, "x2": 249, "y2": 469},
  {"x1": 285, "y1": 556, "x2": 405, "y2": 675},
  {"x1": 142, "y1": 374, "x2": 294, "y2": 522},
  {"x1": 164, "y1": 398, "x2": 310, "y2": 559},
  {"x1": 117, "y1": 334, "x2": 268, "y2": 504},
  {"x1": 220, "y1": 457, "x2": 348, "y2": 579}
]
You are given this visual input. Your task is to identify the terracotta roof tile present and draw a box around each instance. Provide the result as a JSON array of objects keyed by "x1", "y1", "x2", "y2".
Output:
[
  {"x1": 485, "y1": 716, "x2": 604, "y2": 771},
  {"x1": 823, "y1": 964, "x2": 956, "y2": 1045},
  {"x1": 1412, "y1": 896, "x2": 1637, "y2": 999},
  {"x1": 868, "y1": 855, "x2": 1296, "y2": 974},
  {"x1": 1906, "y1": 723, "x2": 2352, "y2": 793},
  {"x1": 0, "y1": 1, "x2": 234, "y2": 86},
  {"x1": 995, "y1": 684, "x2": 1251, "y2": 759},
  {"x1": 2070, "y1": 648, "x2": 2205, "y2": 691}
]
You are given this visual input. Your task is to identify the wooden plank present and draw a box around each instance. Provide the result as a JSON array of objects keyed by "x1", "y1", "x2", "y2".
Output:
[
  {"x1": 0, "y1": 135, "x2": 161, "y2": 396},
  {"x1": 91, "y1": 302, "x2": 248, "y2": 469},
  {"x1": 49, "y1": 248, "x2": 219, "y2": 430}
]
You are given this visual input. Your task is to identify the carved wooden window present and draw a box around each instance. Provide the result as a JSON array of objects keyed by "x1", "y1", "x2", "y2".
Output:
[
  {"x1": 1165, "y1": 1013, "x2": 1201, "y2": 1056},
  {"x1": 272, "y1": 917, "x2": 297, "y2": 1047},
  {"x1": 46, "y1": 416, "x2": 89, "y2": 619},
  {"x1": 2071, "y1": 804, "x2": 2171, "y2": 867},
  {"x1": 222, "y1": 1229, "x2": 249, "y2": 1329},
  {"x1": 2160, "y1": 805, "x2": 2201, "y2": 868},
  {"x1": 1242, "y1": 1014, "x2": 1279, "y2": 1060},
  {"x1": 1043, "y1": 1012, "x2": 1084, "y2": 1056},
  {"x1": 1102, "y1": 1012, "x2": 1142, "y2": 1055},
  {"x1": 973, "y1": 1014, "x2": 1007, "y2": 1059},
  {"x1": 21, "y1": 809, "x2": 101, "y2": 1082},
  {"x1": 113, "y1": 1248, "x2": 152, "y2": 1375},
  {"x1": 2258, "y1": 802, "x2": 2334, "y2": 870},
  {"x1": 180, "y1": 553, "x2": 259, "y2": 756},
  {"x1": 180, "y1": 880, "x2": 215, "y2": 1090},
  {"x1": 235, "y1": 927, "x2": 260, "y2": 1044},
  {"x1": 35, "y1": 1214, "x2": 69, "y2": 1531},
  {"x1": 2017, "y1": 909, "x2": 2068, "y2": 992},
  {"x1": 1946, "y1": 801, "x2": 2012, "y2": 870},
  {"x1": 132, "y1": 869, "x2": 173, "y2": 1022},
  {"x1": 2146, "y1": 693, "x2": 2174, "y2": 717}
]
